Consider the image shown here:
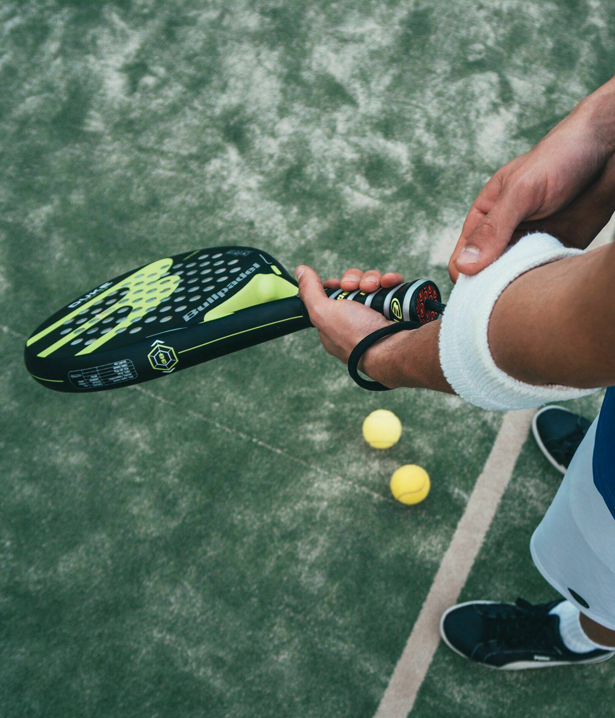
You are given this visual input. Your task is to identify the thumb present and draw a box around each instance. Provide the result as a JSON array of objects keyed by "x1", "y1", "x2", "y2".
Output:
[
  {"x1": 295, "y1": 265, "x2": 327, "y2": 321},
  {"x1": 455, "y1": 197, "x2": 526, "y2": 276}
]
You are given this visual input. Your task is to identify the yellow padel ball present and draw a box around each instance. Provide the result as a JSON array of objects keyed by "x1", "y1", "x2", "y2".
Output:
[
  {"x1": 390, "y1": 465, "x2": 430, "y2": 505},
  {"x1": 362, "y1": 410, "x2": 402, "y2": 449}
]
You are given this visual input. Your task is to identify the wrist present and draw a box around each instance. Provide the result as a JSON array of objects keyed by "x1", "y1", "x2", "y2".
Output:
[
  {"x1": 359, "y1": 331, "x2": 406, "y2": 388},
  {"x1": 360, "y1": 320, "x2": 452, "y2": 392}
]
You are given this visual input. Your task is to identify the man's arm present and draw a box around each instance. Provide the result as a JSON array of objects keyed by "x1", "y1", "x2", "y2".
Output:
[
  {"x1": 449, "y1": 76, "x2": 615, "y2": 281},
  {"x1": 360, "y1": 243, "x2": 615, "y2": 392}
]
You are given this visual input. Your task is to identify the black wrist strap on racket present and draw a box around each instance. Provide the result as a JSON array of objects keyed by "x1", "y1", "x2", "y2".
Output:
[{"x1": 347, "y1": 321, "x2": 420, "y2": 391}]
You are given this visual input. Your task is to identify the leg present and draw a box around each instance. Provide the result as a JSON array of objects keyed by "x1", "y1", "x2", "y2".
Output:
[
  {"x1": 580, "y1": 613, "x2": 615, "y2": 648},
  {"x1": 441, "y1": 411, "x2": 615, "y2": 669}
]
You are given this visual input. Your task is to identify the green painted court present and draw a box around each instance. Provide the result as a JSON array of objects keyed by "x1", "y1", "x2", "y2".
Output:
[{"x1": 2, "y1": 1, "x2": 615, "y2": 716}]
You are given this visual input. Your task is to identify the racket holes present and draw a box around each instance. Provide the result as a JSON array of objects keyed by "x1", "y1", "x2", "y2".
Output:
[
  {"x1": 197, "y1": 254, "x2": 209, "y2": 261},
  {"x1": 186, "y1": 270, "x2": 197, "y2": 276},
  {"x1": 213, "y1": 260, "x2": 224, "y2": 266},
  {"x1": 173, "y1": 295, "x2": 186, "y2": 302},
  {"x1": 144, "y1": 316, "x2": 157, "y2": 323},
  {"x1": 84, "y1": 339, "x2": 95, "y2": 346},
  {"x1": 187, "y1": 278, "x2": 198, "y2": 284},
  {"x1": 101, "y1": 328, "x2": 111, "y2": 334},
  {"x1": 212, "y1": 253, "x2": 222, "y2": 258},
  {"x1": 187, "y1": 286, "x2": 200, "y2": 292},
  {"x1": 228, "y1": 259, "x2": 238, "y2": 265},
  {"x1": 214, "y1": 268, "x2": 226, "y2": 274},
  {"x1": 102, "y1": 316, "x2": 115, "y2": 324},
  {"x1": 76, "y1": 318, "x2": 88, "y2": 324},
  {"x1": 199, "y1": 261, "x2": 210, "y2": 267},
  {"x1": 146, "y1": 289, "x2": 157, "y2": 295},
  {"x1": 189, "y1": 295, "x2": 202, "y2": 302},
  {"x1": 203, "y1": 285, "x2": 214, "y2": 292},
  {"x1": 60, "y1": 328, "x2": 72, "y2": 335},
  {"x1": 70, "y1": 338, "x2": 83, "y2": 346},
  {"x1": 216, "y1": 276, "x2": 228, "y2": 283},
  {"x1": 175, "y1": 305, "x2": 187, "y2": 311},
  {"x1": 160, "y1": 316, "x2": 172, "y2": 323},
  {"x1": 116, "y1": 327, "x2": 127, "y2": 334},
  {"x1": 200, "y1": 269, "x2": 211, "y2": 276},
  {"x1": 186, "y1": 262, "x2": 197, "y2": 268},
  {"x1": 129, "y1": 326, "x2": 142, "y2": 334},
  {"x1": 159, "y1": 305, "x2": 171, "y2": 312},
  {"x1": 230, "y1": 267, "x2": 241, "y2": 273},
  {"x1": 146, "y1": 298, "x2": 157, "y2": 304},
  {"x1": 86, "y1": 327, "x2": 98, "y2": 334}
]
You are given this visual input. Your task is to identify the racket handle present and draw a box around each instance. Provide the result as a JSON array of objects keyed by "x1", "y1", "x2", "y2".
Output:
[{"x1": 323, "y1": 279, "x2": 443, "y2": 324}]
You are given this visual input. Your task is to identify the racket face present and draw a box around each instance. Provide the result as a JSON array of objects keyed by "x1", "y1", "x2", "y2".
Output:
[{"x1": 25, "y1": 246, "x2": 303, "y2": 393}]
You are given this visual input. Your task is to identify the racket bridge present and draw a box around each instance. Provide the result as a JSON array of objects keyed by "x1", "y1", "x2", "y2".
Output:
[{"x1": 201, "y1": 271, "x2": 298, "y2": 323}]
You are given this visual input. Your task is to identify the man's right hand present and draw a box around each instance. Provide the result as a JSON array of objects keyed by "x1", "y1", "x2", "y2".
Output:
[{"x1": 449, "y1": 78, "x2": 615, "y2": 282}]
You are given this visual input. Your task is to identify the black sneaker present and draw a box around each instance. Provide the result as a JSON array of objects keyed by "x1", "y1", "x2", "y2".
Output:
[
  {"x1": 532, "y1": 405, "x2": 591, "y2": 474},
  {"x1": 440, "y1": 598, "x2": 614, "y2": 669}
]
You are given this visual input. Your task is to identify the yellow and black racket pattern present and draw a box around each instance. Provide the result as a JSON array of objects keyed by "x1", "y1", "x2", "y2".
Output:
[{"x1": 25, "y1": 246, "x2": 442, "y2": 393}]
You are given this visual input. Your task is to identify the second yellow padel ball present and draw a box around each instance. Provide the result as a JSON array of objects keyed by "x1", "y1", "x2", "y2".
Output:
[{"x1": 390, "y1": 465, "x2": 430, "y2": 505}]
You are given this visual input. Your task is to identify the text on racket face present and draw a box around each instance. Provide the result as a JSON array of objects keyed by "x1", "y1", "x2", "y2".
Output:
[
  {"x1": 68, "y1": 281, "x2": 114, "y2": 309},
  {"x1": 182, "y1": 263, "x2": 260, "y2": 321}
]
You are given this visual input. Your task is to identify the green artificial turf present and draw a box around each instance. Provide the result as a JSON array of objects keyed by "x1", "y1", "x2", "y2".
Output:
[{"x1": 2, "y1": 1, "x2": 614, "y2": 716}]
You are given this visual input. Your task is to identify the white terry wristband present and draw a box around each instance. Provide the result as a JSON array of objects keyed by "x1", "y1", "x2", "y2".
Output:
[{"x1": 439, "y1": 232, "x2": 600, "y2": 411}]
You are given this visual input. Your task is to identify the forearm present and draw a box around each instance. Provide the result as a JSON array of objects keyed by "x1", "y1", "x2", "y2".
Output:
[
  {"x1": 361, "y1": 320, "x2": 453, "y2": 393},
  {"x1": 577, "y1": 76, "x2": 615, "y2": 153},
  {"x1": 364, "y1": 243, "x2": 615, "y2": 394},
  {"x1": 489, "y1": 243, "x2": 615, "y2": 388}
]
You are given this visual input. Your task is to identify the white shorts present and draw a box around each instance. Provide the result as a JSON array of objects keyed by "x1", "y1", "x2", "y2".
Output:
[{"x1": 531, "y1": 418, "x2": 615, "y2": 629}]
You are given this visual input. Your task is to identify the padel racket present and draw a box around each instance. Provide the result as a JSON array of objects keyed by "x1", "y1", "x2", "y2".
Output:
[{"x1": 25, "y1": 246, "x2": 444, "y2": 393}]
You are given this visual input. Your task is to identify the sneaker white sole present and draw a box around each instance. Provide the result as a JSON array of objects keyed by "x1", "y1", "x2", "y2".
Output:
[
  {"x1": 439, "y1": 601, "x2": 614, "y2": 670},
  {"x1": 531, "y1": 405, "x2": 573, "y2": 475}
]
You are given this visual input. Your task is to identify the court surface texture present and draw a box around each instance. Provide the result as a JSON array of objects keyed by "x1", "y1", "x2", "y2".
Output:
[{"x1": 2, "y1": 1, "x2": 615, "y2": 716}]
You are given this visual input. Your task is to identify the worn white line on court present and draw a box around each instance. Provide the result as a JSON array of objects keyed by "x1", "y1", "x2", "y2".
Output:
[
  {"x1": 134, "y1": 384, "x2": 393, "y2": 505},
  {"x1": 2, "y1": 324, "x2": 26, "y2": 339},
  {"x1": 4, "y1": 306, "x2": 390, "y2": 508},
  {"x1": 375, "y1": 408, "x2": 534, "y2": 718}
]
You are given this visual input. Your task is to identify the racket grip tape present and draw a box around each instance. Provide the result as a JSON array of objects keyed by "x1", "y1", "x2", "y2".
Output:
[{"x1": 323, "y1": 279, "x2": 442, "y2": 324}]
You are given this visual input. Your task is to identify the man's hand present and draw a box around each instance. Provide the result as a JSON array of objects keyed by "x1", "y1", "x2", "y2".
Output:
[
  {"x1": 295, "y1": 265, "x2": 453, "y2": 393},
  {"x1": 295, "y1": 265, "x2": 392, "y2": 366},
  {"x1": 450, "y1": 78, "x2": 615, "y2": 282}
]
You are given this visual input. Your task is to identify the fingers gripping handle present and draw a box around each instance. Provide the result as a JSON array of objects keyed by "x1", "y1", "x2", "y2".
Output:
[{"x1": 323, "y1": 279, "x2": 443, "y2": 323}]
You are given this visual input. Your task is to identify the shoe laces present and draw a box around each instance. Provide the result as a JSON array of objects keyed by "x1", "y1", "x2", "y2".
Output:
[{"x1": 483, "y1": 599, "x2": 556, "y2": 649}]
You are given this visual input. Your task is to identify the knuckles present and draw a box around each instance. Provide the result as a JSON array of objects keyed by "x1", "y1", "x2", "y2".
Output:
[{"x1": 474, "y1": 214, "x2": 499, "y2": 240}]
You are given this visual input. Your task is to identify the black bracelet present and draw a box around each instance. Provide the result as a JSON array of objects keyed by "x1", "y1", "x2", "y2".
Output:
[{"x1": 347, "y1": 321, "x2": 420, "y2": 391}]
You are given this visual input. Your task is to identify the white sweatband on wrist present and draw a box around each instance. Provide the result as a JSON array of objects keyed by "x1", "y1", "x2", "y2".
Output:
[{"x1": 439, "y1": 232, "x2": 601, "y2": 411}]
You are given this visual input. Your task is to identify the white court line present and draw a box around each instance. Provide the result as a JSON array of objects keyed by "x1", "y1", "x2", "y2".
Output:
[
  {"x1": 4, "y1": 308, "x2": 390, "y2": 509},
  {"x1": 2, "y1": 324, "x2": 26, "y2": 339},
  {"x1": 375, "y1": 408, "x2": 533, "y2": 718},
  {"x1": 133, "y1": 385, "x2": 392, "y2": 505}
]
